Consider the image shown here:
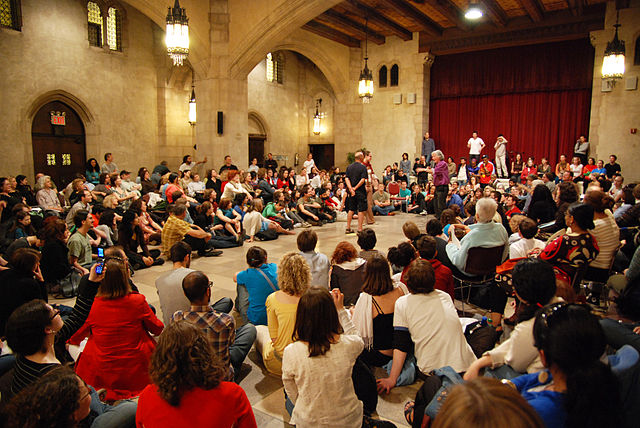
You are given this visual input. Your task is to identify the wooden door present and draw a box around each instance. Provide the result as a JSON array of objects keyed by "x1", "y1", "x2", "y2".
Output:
[
  {"x1": 309, "y1": 144, "x2": 335, "y2": 171},
  {"x1": 32, "y1": 101, "x2": 86, "y2": 188},
  {"x1": 248, "y1": 134, "x2": 266, "y2": 167}
]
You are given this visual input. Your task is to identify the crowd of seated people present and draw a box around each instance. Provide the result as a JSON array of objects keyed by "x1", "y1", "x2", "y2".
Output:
[{"x1": 0, "y1": 145, "x2": 639, "y2": 428}]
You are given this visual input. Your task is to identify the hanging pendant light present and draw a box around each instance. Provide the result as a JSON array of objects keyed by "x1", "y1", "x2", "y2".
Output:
[
  {"x1": 166, "y1": 0, "x2": 189, "y2": 66},
  {"x1": 601, "y1": 10, "x2": 625, "y2": 88},
  {"x1": 358, "y1": 18, "x2": 374, "y2": 103},
  {"x1": 313, "y1": 99, "x2": 322, "y2": 135},
  {"x1": 464, "y1": 0, "x2": 483, "y2": 20}
]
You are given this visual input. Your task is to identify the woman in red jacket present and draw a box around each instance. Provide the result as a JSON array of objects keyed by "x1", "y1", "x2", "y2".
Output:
[
  {"x1": 69, "y1": 247, "x2": 164, "y2": 401},
  {"x1": 136, "y1": 321, "x2": 256, "y2": 428}
]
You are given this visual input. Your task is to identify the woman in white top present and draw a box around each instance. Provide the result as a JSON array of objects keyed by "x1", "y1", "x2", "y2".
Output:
[
  {"x1": 377, "y1": 259, "x2": 476, "y2": 394},
  {"x1": 302, "y1": 153, "x2": 316, "y2": 176},
  {"x1": 221, "y1": 170, "x2": 251, "y2": 201},
  {"x1": 242, "y1": 199, "x2": 294, "y2": 242},
  {"x1": 569, "y1": 156, "x2": 583, "y2": 180},
  {"x1": 282, "y1": 287, "x2": 364, "y2": 428},
  {"x1": 463, "y1": 258, "x2": 558, "y2": 381},
  {"x1": 583, "y1": 190, "x2": 620, "y2": 283}
]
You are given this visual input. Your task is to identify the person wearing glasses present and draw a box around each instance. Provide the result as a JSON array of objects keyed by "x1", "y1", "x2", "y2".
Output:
[
  {"x1": 4, "y1": 264, "x2": 138, "y2": 426},
  {"x1": 67, "y1": 247, "x2": 164, "y2": 402},
  {"x1": 506, "y1": 303, "x2": 620, "y2": 428}
]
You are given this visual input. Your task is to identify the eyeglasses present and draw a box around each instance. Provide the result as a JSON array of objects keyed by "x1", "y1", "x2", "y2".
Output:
[
  {"x1": 49, "y1": 308, "x2": 61, "y2": 320},
  {"x1": 79, "y1": 379, "x2": 91, "y2": 401}
]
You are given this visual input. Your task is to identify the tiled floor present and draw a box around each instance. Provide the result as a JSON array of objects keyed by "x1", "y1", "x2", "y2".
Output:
[{"x1": 56, "y1": 212, "x2": 477, "y2": 427}]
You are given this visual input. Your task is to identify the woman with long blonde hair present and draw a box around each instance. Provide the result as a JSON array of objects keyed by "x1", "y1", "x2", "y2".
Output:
[{"x1": 254, "y1": 252, "x2": 310, "y2": 376}]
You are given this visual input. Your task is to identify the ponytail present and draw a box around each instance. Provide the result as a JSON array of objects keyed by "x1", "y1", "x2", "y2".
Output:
[{"x1": 564, "y1": 360, "x2": 620, "y2": 428}]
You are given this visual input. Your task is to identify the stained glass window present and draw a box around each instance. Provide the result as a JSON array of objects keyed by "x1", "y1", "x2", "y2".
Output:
[
  {"x1": 0, "y1": 0, "x2": 21, "y2": 31},
  {"x1": 88, "y1": 2, "x2": 103, "y2": 47},
  {"x1": 107, "y1": 7, "x2": 121, "y2": 51}
]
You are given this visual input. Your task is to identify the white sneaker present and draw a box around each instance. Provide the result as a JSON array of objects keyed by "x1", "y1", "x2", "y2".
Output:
[{"x1": 293, "y1": 223, "x2": 302, "y2": 228}]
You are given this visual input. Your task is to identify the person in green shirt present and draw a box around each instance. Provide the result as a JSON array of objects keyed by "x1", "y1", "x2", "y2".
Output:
[
  {"x1": 262, "y1": 200, "x2": 294, "y2": 229},
  {"x1": 68, "y1": 210, "x2": 95, "y2": 274}
]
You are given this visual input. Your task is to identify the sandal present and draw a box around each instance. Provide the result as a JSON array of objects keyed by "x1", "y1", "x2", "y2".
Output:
[
  {"x1": 404, "y1": 401, "x2": 415, "y2": 425},
  {"x1": 345, "y1": 229, "x2": 355, "y2": 234}
]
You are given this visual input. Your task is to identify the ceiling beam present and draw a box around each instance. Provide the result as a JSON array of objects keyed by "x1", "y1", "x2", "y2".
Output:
[
  {"x1": 517, "y1": 0, "x2": 545, "y2": 22},
  {"x1": 564, "y1": 0, "x2": 583, "y2": 17},
  {"x1": 424, "y1": 0, "x2": 469, "y2": 30},
  {"x1": 420, "y1": 8, "x2": 604, "y2": 54},
  {"x1": 315, "y1": 10, "x2": 386, "y2": 44},
  {"x1": 302, "y1": 21, "x2": 362, "y2": 47},
  {"x1": 377, "y1": 0, "x2": 443, "y2": 37},
  {"x1": 478, "y1": 0, "x2": 508, "y2": 27},
  {"x1": 342, "y1": 0, "x2": 413, "y2": 41}
]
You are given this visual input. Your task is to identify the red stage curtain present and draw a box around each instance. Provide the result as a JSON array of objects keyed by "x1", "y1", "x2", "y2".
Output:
[{"x1": 429, "y1": 39, "x2": 594, "y2": 164}]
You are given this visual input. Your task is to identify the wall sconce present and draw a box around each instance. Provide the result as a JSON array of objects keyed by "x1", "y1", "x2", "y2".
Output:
[
  {"x1": 313, "y1": 98, "x2": 322, "y2": 135},
  {"x1": 188, "y1": 70, "x2": 196, "y2": 125}
]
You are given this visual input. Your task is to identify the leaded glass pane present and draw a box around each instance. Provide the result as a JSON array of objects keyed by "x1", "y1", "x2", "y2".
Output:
[
  {"x1": 88, "y1": 2, "x2": 102, "y2": 47},
  {"x1": 0, "y1": 0, "x2": 13, "y2": 28},
  {"x1": 107, "y1": 7, "x2": 121, "y2": 51},
  {"x1": 47, "y1": 154, "x2": 56, "y2": 166},
  {"x1": 62, "y1": 154, "x2": 71, "y2": 166}
]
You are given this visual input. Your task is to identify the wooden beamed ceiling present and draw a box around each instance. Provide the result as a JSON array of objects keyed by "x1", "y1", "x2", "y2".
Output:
[{"x1": 302, "y1": 0, "x2": 607, "y2": 54}]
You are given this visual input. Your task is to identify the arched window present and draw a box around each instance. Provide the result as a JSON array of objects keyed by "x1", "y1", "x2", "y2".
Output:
[
  {"x1": 106, "y1": 7, "x2": 122, "y2": 51},
  {"x1": 0, "y1": 0, "x2": 21, "y2": 31},
  {"x1": 634, "y1": 36, "x2": 640, "y2": 66},
  {"x1": 378, "y1": 65, "x2": 388, "y2": 88},
  {"x1": 266, "y1": 52, "x2": 284, "y2": 84},
  {"x1": 390, "y1": 64, "x2": 399, "y2": 87},
  {"x1": 87, "y1": 2, "x2": 103, "y2": 47}
]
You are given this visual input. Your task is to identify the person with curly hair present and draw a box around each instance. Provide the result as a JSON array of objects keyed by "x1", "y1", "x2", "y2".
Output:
[
  {"x1": 3, "y1": 366, "x2": 93, "y2": 428},
  {"x1": 254, "y1": 252, "x2": 311, "y2": 376},
  {"x1": 136, "y1": 321, "x2": 256, "y2": 428},
  {"x1": 329, "y1": 241, "x2": 366, "y2": 306}
]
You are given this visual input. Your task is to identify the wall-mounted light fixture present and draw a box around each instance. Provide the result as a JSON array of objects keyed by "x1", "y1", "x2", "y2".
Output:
[{"x1": 313, "y1": 98, "x2": 322, "y2": 135}]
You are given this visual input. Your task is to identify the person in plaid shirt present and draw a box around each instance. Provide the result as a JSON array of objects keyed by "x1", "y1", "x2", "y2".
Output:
[{"x1": 172, "y1": 271, "x2": 256, "y2": 381}]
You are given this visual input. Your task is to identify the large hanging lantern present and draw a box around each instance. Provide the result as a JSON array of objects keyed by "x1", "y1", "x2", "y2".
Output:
[
  {"x1": 166, "y1": 0, "x2": 189, "y2": 66},
  {"x1": 601, "y1": 11, "x2": 625, "y2": 88},
  {"x1": 464, "y1": 0, "x2": 483, "y2": 20},
  {"x1": 313, "y1": 99, "x2": 322, "y2": 135},
  {"x1": 358, "y1": 18, "x2": 374, "y2": 103}
]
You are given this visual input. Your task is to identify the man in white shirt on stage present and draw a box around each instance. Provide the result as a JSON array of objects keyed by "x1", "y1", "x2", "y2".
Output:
[{"x1": 467, "y1": 131, "x2": 485, "y2": 164}]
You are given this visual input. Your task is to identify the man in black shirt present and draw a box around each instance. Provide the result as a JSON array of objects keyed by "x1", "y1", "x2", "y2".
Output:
[
  {"x1": 604, "y1": 154, "x2": 621, "y2": 179},
  {"x1": 413, "y1": 156, "x2": 429, "y2": 186},
  {"x1": 264, "y1": 153, "x2": 278, "y2": 172},
  {"x1": 219, "y1": 155, "x2": 239, "y2": 175},
  {"x1": 345, "y1": 152, "x2": 368, "y2": 233}
]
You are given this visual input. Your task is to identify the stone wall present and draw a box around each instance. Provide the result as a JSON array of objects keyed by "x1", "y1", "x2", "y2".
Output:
[
  {"x1": 589, "y1": 1, "x2": 640, "y2": 183},
  {"x1": 0, "y1": 0, "x2": 193, "y2": 178},
  {"x1": 360, "y1": 35, "x2": 425, "y2": 174},
  {"x1": 247, "y1": 50, "x2": 335, "y2": 169}
]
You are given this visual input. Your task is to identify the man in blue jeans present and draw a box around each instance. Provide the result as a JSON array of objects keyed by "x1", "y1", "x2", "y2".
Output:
[{"x1": 173, "y1": 271, "x2": 257, "y2": 382}]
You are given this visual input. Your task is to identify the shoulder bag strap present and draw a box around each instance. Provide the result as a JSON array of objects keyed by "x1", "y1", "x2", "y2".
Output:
[{"x1": 256, "y1": 268, "x2": 277, "y2": 292}]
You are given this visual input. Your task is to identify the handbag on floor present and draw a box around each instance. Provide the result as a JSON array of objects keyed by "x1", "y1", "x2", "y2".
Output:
[
  {"x1": 55, "y1": 271, "x2": 82, "y2": 298},
  {"x1": 412, "y1": 366, "x2": 464, "y2": 428}
]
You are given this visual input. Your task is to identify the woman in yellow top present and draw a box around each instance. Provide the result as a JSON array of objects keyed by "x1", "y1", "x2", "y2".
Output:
[{"x1": 255, "y1": 252, "x2": 311, "y2": 376}]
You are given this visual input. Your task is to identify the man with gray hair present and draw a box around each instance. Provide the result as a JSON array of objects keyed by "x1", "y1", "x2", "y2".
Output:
[
  {"x1": 445, "y1": 197, "x2": 509, "y2": 275},
  {"x1": 428, "y1": 149, "x2": 450, "y2": 218}
]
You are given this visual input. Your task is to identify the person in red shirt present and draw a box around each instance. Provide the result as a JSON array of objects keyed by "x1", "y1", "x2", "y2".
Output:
[
  {"x1": 504, "y1": 194, "x2": 522, "y2": 219},
  {"x1": 520, "y1": 158, "x2": 537, "y2": 184},
  {"x1": 478, "y1": 155, "x2": 494, "y2": 188},
  {"x1": 136, "y1": 321, "x2": 256, "y2": 428},
  {"x1": 415, "y1": 235, "x2": 454, "y2": 301}
]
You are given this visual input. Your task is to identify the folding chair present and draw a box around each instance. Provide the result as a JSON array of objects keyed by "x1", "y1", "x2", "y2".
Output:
[{"x1": 453, "y1": 245, "x2": 505, "y2": 316}]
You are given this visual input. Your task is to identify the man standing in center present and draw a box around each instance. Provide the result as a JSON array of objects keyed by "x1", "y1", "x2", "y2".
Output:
[
  {"x1": 493, "y1": 134, "x2": 508, "y2": 178},
  {"x1": 428, "y1": 150, "x2": 450, "y2": 218},
  {"x1": 421, "y1": 132, "x2": 436, "y2": 166},
  {"x1": 467, "y1": 131, "x2": 485, "y2": 164},
  {"x1": 345, "y1": 151, "x2": 368, "y2": 234}
]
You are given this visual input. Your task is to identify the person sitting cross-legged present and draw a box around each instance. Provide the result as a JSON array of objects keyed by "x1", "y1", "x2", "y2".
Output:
[
  {"x1": 173, "y1": 271, "x2": 257, "y2": 382},
  {"x1": 161, "y1": 203, "x2": 223, "y2": 258}
]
